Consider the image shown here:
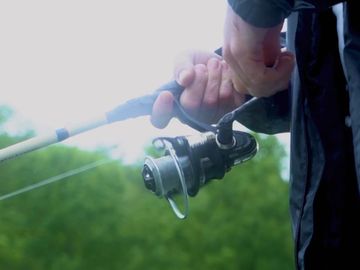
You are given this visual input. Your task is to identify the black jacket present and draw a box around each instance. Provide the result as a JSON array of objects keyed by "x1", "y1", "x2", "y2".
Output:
[{"x1": 229, "y1": 1, "x2": 360, "y2": 269}]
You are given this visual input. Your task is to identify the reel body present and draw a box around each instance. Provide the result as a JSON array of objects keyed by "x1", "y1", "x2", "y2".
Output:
[{"x1": 142, "y1": 131, "x2": 257, "y2": 219}]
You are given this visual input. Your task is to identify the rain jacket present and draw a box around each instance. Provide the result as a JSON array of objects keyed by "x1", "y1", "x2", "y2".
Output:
[{"x1": 229, "y1": 0, "x2": 360, "y2": 269}]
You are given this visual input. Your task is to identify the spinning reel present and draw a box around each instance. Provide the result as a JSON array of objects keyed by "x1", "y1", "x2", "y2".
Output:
[
  {"x1": 142, "y1": 130, "x2": 257, "y2": 219},
  {"x1": 138, "y1": 80, "x2": 260, "y2": 219}
]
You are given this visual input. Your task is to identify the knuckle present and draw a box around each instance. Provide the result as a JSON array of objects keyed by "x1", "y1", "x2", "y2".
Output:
[
  {"x1": 206, "y1": 79, "x2": 220, "y2": 91},
  {"x1": 219, "y1": 80, "x2": 234, "y2": 100},
  {"x1": 182, "y1": 98, "x2": 200, "y2": 112},
  {"x1": 203, "y1": 95, "x2": 218, "y2": 108},
  {"x1": 194, "y1": 65, "x2": 208, "y2": 85},
  {"x1": 219, "y1": 89, "x2": 232, "y2": 101},
  {"x1": 194, "y1": 64, "x2": 207, "y2": 74}
]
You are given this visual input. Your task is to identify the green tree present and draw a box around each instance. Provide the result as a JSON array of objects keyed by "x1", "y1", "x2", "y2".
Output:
[{"x1": 0, "y1": 107, "x2": 294, "y2": 269}]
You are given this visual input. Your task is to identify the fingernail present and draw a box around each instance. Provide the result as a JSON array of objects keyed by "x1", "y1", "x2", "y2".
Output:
[
  {"x1": 282, "y1": 52, "x2": 295, "y2": 61},
  {"x1": 178, "y1": 69, "x2": 191, "y2": 84},
  {"x1": 151, "y1": 115, "x2": 169, "y2": 129},
  {"x1": 284, "y1": 55, "x2": 296, "y2": 65}
]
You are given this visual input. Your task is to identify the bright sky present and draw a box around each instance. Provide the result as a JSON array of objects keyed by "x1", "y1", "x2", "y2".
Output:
[{"x1": 0, "y1": 1, "x2": 290, "y2": 166}]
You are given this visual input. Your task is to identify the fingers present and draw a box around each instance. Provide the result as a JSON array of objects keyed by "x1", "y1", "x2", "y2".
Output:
[
  {"x1": 151, "y1": 91, "x2": 174, "y2": 129},
  {"x1": 180, "y1": 58, "x2": 247, "y2": 123},
  {"x1": 174, "y1": 50, "x2": 221, "y2": 86},
  {"x1": 200, "y1": 58, "x2": 222, "y2": 122},
  {"x1": 180, "y1": 58, "x2": 227, "y2": 123},
  {"x1": 216, "y1": 62, "x2": 247, "y2": 119},
  {"x1": 274, "y1": 51, "x2": 295, "y2": 87},
  {"x1": 180, "y1": 64, "x2": 208, "y2": 117},
  {"x1": 178, "y1": 68, "x2": 195, "y2": 87},
  {"x1": 151, "y1": 52, "x2": 219, "y2": 129},
  {"x1": 219, "y1": 65, "x2": 235, "y2": 102},
  {"x1": 151, "y1": 62, "x2": 211, "y2": 128},
  {"x1": 151, "y1": 51, "x2": 247, "y2": 129}
]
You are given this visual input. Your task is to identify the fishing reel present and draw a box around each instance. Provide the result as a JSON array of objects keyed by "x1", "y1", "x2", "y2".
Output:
[{"x1": 142, "y1": 130, "x2": 257, "y2": 219}]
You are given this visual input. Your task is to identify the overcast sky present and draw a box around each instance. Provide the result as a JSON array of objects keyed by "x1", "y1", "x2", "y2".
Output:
[
  {"x1": 0, "y1": 1, "x2": 289, "y2": 165},
  {"x1": 0, "y1": 1, "x2": 230, "y2": 161}
]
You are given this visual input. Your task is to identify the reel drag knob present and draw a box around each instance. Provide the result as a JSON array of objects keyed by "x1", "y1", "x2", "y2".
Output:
[{"x1": 142, "y1": 164, "x2": 156, "y2": 193}]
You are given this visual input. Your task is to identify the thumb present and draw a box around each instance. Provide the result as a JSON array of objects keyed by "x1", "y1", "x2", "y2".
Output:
[
  {"x1": 275, "y1": 52, "x2": 295, "y2": 77},
  {"x1": 273, "y1": 52, "x2": 295, "y2": 90}
]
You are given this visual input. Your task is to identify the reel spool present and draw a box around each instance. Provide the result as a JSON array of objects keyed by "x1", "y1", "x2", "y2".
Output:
[{"x1": 143, "y1": 138, "x2": 190, "y2": 219}]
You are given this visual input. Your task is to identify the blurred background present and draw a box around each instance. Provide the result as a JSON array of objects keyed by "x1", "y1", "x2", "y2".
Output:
[{"x1": 0, "y1": 1, "x2": 293, "y2": 269}]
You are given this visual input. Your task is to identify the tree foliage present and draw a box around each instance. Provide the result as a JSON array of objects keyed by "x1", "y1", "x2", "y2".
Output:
[{"x1": 0, "y1": 107, "x2": 294, "y2": 270}]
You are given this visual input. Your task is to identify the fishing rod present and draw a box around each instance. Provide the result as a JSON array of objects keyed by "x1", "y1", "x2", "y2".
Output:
[
  {"x1": 0, "y1": 27, "x2": 291, "y2": 218},
  {"x1": 0, "y1": 80, "x2": 192, "y2": 163},
  {"x1": 3, "y1": 40, "x2": 292, "y2": 218},
  {"x1": 0, "y1": 48, "x2": 225, "y2": 163},
  {"x1": 0, "y1": 77, "x2": 259, "y2": 219}
]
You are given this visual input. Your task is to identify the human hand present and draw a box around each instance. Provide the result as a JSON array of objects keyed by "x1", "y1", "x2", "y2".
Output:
[
  {"x1": 151, "y1": 50, "x2": 247, "y2": 128},
  {"x1": 223, "y1": 5, "x2": 295, "y2": 97}
]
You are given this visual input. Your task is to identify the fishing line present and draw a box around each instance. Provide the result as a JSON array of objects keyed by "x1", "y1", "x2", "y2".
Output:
[{"x1": 0, "y1": 158, "x2": 116, "y2": 201}]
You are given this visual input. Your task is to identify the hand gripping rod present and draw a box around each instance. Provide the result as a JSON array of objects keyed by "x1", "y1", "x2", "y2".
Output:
[
  {"x1": 0, "y1": 48, "x2": 225, "y2": 163},
  {"x1": 0, "y1": 80, "x2": 186, "y2": 163}
]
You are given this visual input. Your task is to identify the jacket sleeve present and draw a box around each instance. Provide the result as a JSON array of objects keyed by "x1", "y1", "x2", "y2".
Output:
[
  {"x1": 227, "y1": 0, "x2": 294, "y2": 27},
  {"x1": 228, "y1": 0, "x2": 346, "y2": 27}
]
